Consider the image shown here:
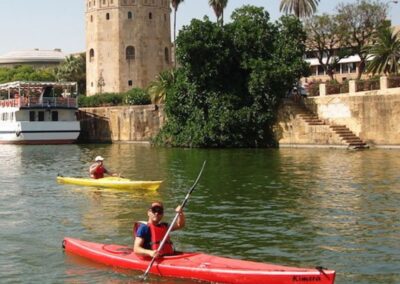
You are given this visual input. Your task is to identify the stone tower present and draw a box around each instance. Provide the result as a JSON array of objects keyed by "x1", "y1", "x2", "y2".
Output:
[{"x1": 85, "y1": 0, "x2": 172, "y2": 96}]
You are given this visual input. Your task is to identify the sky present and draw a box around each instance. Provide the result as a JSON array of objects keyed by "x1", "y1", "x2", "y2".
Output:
[{"x1": 0, "y1": 0, "x2": 399, "y2": 55}]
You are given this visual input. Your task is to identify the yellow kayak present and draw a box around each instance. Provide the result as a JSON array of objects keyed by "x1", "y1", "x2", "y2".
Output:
[{"x1": 57, "y1": 176, "x2": 162, "y2": 190}]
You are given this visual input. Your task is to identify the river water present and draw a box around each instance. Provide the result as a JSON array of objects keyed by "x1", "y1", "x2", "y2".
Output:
[{"x1": 0, "y1": 144, "x2": 399, "y2": 284}]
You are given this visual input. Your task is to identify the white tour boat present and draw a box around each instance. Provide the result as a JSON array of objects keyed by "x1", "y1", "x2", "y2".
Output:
[{"x1": 0, "y1": 81, "x2": 80, "y2": 144}]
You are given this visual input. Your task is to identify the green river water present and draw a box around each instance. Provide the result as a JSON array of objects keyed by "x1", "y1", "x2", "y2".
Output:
[{"x1": 0, "y1": 144, "x2": 399, "y2": 283}]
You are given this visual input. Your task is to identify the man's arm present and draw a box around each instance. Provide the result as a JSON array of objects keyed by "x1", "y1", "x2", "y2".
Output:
[
  {"x1": 133, "y1": 237, "x2": 157, "y2": 258},
  {"x1": 172, "y1": 206, "x2": 185, "y2": 231}
]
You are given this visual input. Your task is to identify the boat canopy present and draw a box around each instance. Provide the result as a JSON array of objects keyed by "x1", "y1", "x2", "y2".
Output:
[
  {"x1": 0, "y1": 81, "x2": 77, "y2": 91},
  {"x1": 0, "y1": 81, "x2": 78, "y2": 99}
]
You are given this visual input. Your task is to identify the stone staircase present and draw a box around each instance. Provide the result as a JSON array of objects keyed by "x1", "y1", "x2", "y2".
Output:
[
  {"x1": 329, "y1": 125, "x2": 368, "y2": 149},
  {"x1": 284, "y1": 99, "x2": 369, "y2": 149}
]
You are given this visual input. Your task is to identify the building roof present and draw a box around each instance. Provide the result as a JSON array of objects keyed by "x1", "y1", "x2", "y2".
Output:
[{"x1": 0, "y1": 49, "x2": 66, "y2": 64}]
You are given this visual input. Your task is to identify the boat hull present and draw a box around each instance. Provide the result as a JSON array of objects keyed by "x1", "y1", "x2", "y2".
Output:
[
  {"x1": 57, "y1": 176, "x2": 162, "y2": 190},
  {"x1": 63, "y1": 237, "x2": 336, "y2": 284},
  {"x1": 0, "y1": 120, "x2": 80, "y2": 144}
]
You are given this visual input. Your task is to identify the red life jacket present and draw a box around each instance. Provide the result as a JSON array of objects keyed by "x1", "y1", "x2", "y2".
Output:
[
  {"x1": 149, "y1": 223, "x2": 174, "y2": 256},
  {"x1": 92, "y1": 166, "x2": 105, "y2": 179}
]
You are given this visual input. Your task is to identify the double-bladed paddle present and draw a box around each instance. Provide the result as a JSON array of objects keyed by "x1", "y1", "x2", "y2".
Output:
[{"x1": 142, "y1": 160, "x2": 207, "y2": 280}]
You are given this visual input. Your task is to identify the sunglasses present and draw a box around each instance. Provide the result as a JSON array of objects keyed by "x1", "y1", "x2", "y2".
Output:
[{"x1": 151, "y1": 206, "x2": 164, "y2": 215}]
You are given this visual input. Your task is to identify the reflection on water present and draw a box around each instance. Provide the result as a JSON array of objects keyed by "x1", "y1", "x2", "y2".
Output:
[{"x1": 0, "y1": 144, "x2": 399, "y2": 283}]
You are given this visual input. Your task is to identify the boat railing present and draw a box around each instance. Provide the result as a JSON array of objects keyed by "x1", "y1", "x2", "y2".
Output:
[{"x1": 0, "y1": 97, "x2": 78, "y2": 108}]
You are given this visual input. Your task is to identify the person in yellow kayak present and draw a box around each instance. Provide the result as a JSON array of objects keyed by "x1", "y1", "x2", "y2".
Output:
[
  {"x1": 133, "y1": 201, "x2": 185, "y2": 258},
  {"x1": 89, "y1": 156, "x2": 117, "y2": 179}
]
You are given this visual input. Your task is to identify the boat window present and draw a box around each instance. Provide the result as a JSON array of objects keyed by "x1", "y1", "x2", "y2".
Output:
[
  {"x1": 38, "y1": 111, "x2": 45, "y2": 122},
  {"x1": 52, "y1": 111, "x2": 59, "y2": 121},
  {"x1": 29, "y1": 111, "x2": 35, "y2": 121}
]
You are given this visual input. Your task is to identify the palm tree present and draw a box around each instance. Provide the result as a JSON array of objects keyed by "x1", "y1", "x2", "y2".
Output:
[
  {"x1": 171, "y1": 0, "x2": 184, "y2": 67},
  {"x1": 209, "y1": 0, "x2": 228, "y2": 26},
  {"x1": 147, "y1": 70, "x2": 176, "y2": 104},
  {"x1": 279, "y1": 0, "x2": 320, "y2": 18},
  {"x1": 55, "y1": 53, "x2": 86, "y2": 94},
  {"x1": 366, "y1": 26, "x2": 400, "y2": 75}
]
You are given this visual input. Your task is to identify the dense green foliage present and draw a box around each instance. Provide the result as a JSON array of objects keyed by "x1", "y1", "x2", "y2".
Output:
[
  {"x1": 78, "y1": 88, "x2": 150, "y2": 107},
  {"x1": 0, "y1": 65, "x2": 56, "y2": 83},
  {"x1": 124, "y1": 88, "x2": 151, "y2": 105},
  {"x1": 154, "y1": 6, "x2": 309, "y2": 147}
]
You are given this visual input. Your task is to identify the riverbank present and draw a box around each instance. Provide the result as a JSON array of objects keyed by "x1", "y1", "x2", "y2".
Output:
[{"x1": 78, "y1": 89, "x2": 400, "y2": 148}]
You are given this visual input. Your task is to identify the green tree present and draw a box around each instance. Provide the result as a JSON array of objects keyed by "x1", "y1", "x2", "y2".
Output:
[
  {"x1": 304, "y1": 14, "x2": 350, "y2": 80},
  {"x1": 366, "y1": 26, "x2": 400, "y2": 75},
  {"x1": 155, "y1": 6, "x2": 309, "y2": 147},
  {"x1": 0, "y1": 65, "x2": 56, "y2": 83},
  {"x1": 148, "y1": 69, "x2": 176, "y2": 104},
  {"x1": 336, "y1": 0, "x2": 388, "y2": 79},
  {"x1": 279, "y1": 0, "x2": 320, "y2": 18},
  {"x1": 209, "y1": 0, "x2": 228, "y2": 26},
  {"x1": 55, "y1": 53, "x2": 86, "y2": 94},
  {"x1": 171, "y1": 0, "x2": 184, "y2": 67}
]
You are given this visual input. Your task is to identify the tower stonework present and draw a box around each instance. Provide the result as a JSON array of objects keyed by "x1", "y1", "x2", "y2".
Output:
[{"x1": 86, "y1": 0, "x2": 172, "y2": 96}]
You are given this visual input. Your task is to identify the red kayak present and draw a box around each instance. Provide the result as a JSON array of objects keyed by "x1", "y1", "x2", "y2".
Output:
[{"x1": 63, "y1": 237, "x2": 335, "y2": 284}]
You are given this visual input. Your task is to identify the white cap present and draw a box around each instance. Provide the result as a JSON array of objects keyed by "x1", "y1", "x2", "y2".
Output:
[{"x1": 95, "y1": 156, "x2": 104, "y2": 161}]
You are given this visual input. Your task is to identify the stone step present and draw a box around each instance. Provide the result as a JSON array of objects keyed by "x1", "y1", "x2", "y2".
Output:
[
  {"x1": 342, "y1": 138, "x2": 363, "y2": 143},
  {"x1": 307, "y1": 122, "x2": 326, "y2": 125},
  {"x1": 338, "y1": 134, "x2": 358, "y2": 138}
]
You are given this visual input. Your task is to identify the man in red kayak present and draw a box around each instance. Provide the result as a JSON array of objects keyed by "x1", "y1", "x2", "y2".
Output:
[
  {"x1": 89, "y1": 156, "x2": 117, "y2": 179},
  {"x1": 134, "y1": 202, "x2": 185, "y2": 258}
]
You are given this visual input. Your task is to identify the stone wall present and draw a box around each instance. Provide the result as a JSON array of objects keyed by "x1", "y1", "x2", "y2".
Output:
[
  {"x1": 304, "y1": 91, "x2": 400, "y2": 147},
  {"x1": 274, "y1": 100, "x2": 348, "y2": 147},
  {"x1": 78, "y1": 84, "x2": 400, "y2": 147},
  {"x1": 78, "y1": 104, "x2": 165, "y2": 142}
]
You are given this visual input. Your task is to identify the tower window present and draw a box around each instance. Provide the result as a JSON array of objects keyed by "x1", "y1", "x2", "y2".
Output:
[
  {"x1": 103, "y1": 0, "x2": 106, "y2": 4},
  {"x1": 90, "y1": 15, "x2": 93, "y2": 22},
  {"x1": 89, "y1": 49, "x2": 95, "y2": 62},
  {"x1": 128, "y1": 11, "x2": 132, "y2": 19},
  {"x1": 126, "y1": 46, "x2": 135, "y2": 60},
  {"x1": 164, "y1": 47, "x2": 169, "y2": 63},
  {"x1": 106, "y1": 13, "x2": 110, "y2": 20},
  {"x1": 164, "y1": 14, "x2": 167, "y2": 21},
  {"x1": 149, "y1": 12, "x2": 152, "y2": 19},
  {"x1": 128, "y1": 80, "x2": 133, "y2": 86}
]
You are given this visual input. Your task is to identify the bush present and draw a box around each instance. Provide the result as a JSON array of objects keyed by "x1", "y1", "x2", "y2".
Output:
[
  {"x1": 388, "y1": 76, "x2": 400, "y2": 88},
  {"x1": 356, "y1": 77, "x2": 380, "y2": 91},
  {"x1": 78, "y1": 93, "x2": 123, "y2": 107},
  {"x1": 307, "y1": 81, "x2": 321, "y2": 96},
  {"x1": 124, "y1": 88, "x2": 151, "y2": 105},
  {"x1": 326, "y1": 80, "x2": 348, "y2": 95}
]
